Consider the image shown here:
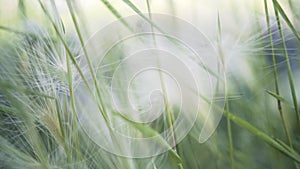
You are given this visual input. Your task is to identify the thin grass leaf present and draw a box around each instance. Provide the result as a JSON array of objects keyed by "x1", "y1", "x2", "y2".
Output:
[
  {"x1": 272, "y1": 0, "x2": 300, "y2": 127},
  {"x1": 0, "y1": 81, "x2": 55, "y2": 99},
  {"x1": 218, "y1": 13, "x2": 235, "y2": 169},
  {"x1": 0, "y1": 136, "x2": 38, "y2": 165},
  {"x1": 38, "y1": 0, "x2": 84, "y2": 163},
  {"x1": 122, "y1": 0, "x2": 165, "y2": 33},
  {"x1": 99, "y1": 0, "x2": 131, "y2": 29},
  {"x1": 0, "y1": 104, "x2": 16, "y2": 114},
  {"x1": 272, "y1": 0, "x2": 300, "y2": 42},
  {"x1": 199, "y1": 93, "x2": 300, "y2": 163},
  {"x1": 114, "y1": 112, "x2": 183, "y2": 164},
  {"x1": 224, "y1": 110, "x2": 300, "y2": 163},
  {"x1": 263, "y1": 3, "x2": 298, "y2": 168},
  {"x1": 0, "y1": 25, "x2": 40, "y2": 37},
  {"x1": 3, "y1": 90, "x2": 51, "y2": 168},
  {"x1": 18, "y1": 0, "x2": 27, "y2": 18},
  {"x1": 37, "y1": 0, "x2": 92, "y2": 93},
  {"x1": 66, "y1": 0, "x2": 110, "y2": 123},
  {"x1": 265, "y1": 89, "x2": 293, "y2": 107}
]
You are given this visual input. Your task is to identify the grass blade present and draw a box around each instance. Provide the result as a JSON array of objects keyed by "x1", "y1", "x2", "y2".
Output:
[
  {"x1": 272, "y1": 0, "x2": 300, "y2": 128},
  {"x1": 224, "y1": 110, "x2": 300, "y2": 163},
  {"x1": 0, "y1": 81, "x2": 55, "y2": 99},
  {"x1": 199, "y1": 93, "x2": 300, "y2": 163},
  {"x1": 99, "y1": 0, "x2": 131, "y2": 29},
  {"x1": 272, "y1": 0, "x2": 300, "y2": 42},
  {"x1": 217, "y1": 13, "x2": 235, "y2": 169},
  {"x1": 265, "y1": 89, "x2": 293, "y2": 108}
]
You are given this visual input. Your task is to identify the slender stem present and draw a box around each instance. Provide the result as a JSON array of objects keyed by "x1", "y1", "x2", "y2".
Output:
[
  {"x1": 65, "y1": 36, "x2": 82, "y2": 163},
  {"x1": 272, "y1": 1, "x2": 299, "y2": 168},
  {"x1": 226, "y1": 101, "x2": 234, "y2": 169},
  {"x1": 272, "y1": 0, "x2": 300, "y2": 42},
  {"x1": 18, "y1": 0, "x2": 27, "y2": 19},
  {"x1": 272, "y1": 0, "x2": 300, "y2": 127},
  {"x1": 217, "y1": 13, "x2": 234, "y2": 169},
  {"x1": 66, "y1": 0, "x2": 110, "y2": 123},
  {"x1": 38, "y1": 0, "x2": 86, "y2": 164},
  {"x1": 145, "y1": 1, "x2": 184, "y2": 168},
  {"x1": 198, "y1": 92, "x2": 300, "y2": 163},
  {"x1": 38, "y1": 0, "x2": 91, "y2": 92},
  {"x1": 99, "y1": 0, "x2": 131, "y2": 29},
  {"x1": 264, "y1": 0, "x2": 282, "y2": 128},
  {"x1": 264, "y1": 0, "x2": 294, "y2": 155}
]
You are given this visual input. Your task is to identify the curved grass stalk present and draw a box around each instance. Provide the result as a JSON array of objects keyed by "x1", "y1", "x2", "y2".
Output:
[
  {"x1": 145, "y1": 1, "x2": 184, "y2": 168},
  {"x1": 37, "y1": 0, "x2": 91, "y2": 93},
  {"x1": 197, "y1": 92, "x2": 300, "y2": 163},
  {"x1": 272, "y1": 0, "x2": 300, "y2": 42},
  {"x1": 66, "y1": 1, "x2": 141, "y2": 167},
  {"x1": 66, "y1": 0, "x2": 109, "y2": 123},
  {"x1": 271, "y1": 2, "x2": 300, "y2": 168},
  {"x1": 37, "y1": 0, "x2": 85, "y2": 164},
  {"x1": 122, "y1": 0, "x2": 165, "y2": 34},
  {"x1": 263, "y1": 2, "x2": 297, "y2": 168},
  {"x1": 99, "y1": 0, "x2": 131, "y2": 30},
  {"x1": 217, "y1": 13, "x2": 235, "y2": 169},
  {"x1": 1, "y1": 90, "x2": 51, "y2": 169},
  {"x1": 0, "y1": 26, "x2": 54, "y2": 39},
  {"x1": 272, "y1": 0, "x2": 300, "y2": 128}
]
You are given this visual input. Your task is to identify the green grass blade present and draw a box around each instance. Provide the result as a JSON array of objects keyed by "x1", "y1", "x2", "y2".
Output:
[
  {"x1": 272, "y1": 0, "x2": 300, "y2": 42},
  {"x1": 198, "y1": 93, "x2": 300, "y2": 163},
  {"x1": 66, "y1": 0, "x2": 110, "y2": 123},
  {"x1": 0, "y1": 26, "x2": 38, "y2": 37},
  {"x1": 114, "y1": 112, "x2": 183, "y2": 164},
  {"x1": 122, "y1": 0, "x2": 165, "y2": 33},
  {"x1": 224, "y1": 110, "x2": 300, "y2": 163},
  {"x1": 272, "y1": 0, "x2": 300, "y2": 127},
  {"x1": 264, "y1": 2, "x2": 298, "y2": 168},
  {"x1": 0, "y1": 81, "x2": 55, "y2": 99},
  {"x1": 99, "y1": 0, "x2": 131, "y2": 29},
  {"x1": 217, "y1": 13, "x2": 234, "y2": 169},
  {"x1": 265, "y1": 89, "x2": 293, "y2": 108},
  {"x1": 37, "y1": 0, "x2": 84, "y2": 164},
  {"x1": 37, "y1": 0, "x2": 92, "y2": 93},
  {"x1": 0, "y1": 136, "x2": 38, "y2": 165},
  {"x1": 2, "y1": 90, "x2": 51, "y2": 168}
]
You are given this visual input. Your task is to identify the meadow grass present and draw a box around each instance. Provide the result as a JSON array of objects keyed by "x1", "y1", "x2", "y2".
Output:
[{"x1": 0, "y1": 0, "x2": 300, "y2": 169}]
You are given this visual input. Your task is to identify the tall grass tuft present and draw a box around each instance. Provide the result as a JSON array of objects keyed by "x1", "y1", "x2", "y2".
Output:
[{"x1": 0, "y1": 0, "x2": 300, "y2": 169}]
